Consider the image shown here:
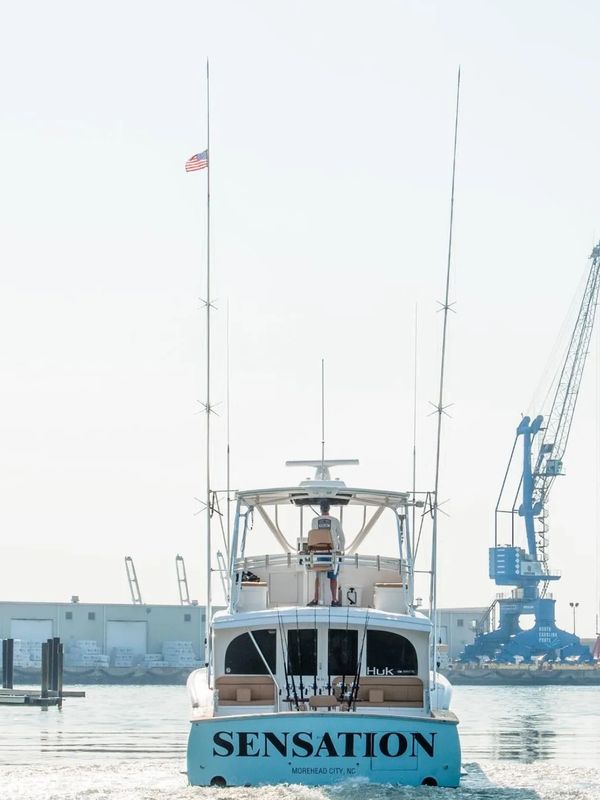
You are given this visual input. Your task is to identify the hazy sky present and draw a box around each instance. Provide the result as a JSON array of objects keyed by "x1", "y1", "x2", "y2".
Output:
[{"x1": 2, "y1": 1, "x2": 600, "y2": 637}]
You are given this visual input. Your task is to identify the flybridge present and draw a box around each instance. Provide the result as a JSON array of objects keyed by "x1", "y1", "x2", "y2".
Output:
[{"x1": 226, "y1": 460, "x2": 419, "y2": 616}]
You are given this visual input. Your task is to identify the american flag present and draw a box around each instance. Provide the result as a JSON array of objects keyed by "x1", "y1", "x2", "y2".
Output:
[{"x1": 185, "y1": 150, "x2": 208, "y2": 172}]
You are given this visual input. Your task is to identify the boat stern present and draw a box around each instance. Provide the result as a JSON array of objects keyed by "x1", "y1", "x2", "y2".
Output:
[{"x1": 187, "y1": 710, "x2": 460, "y2": 788}]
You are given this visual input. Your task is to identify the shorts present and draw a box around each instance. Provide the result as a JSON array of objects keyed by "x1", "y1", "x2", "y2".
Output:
[{"x1": 327, "y1": 565, "x2": 339, "y2": 580}]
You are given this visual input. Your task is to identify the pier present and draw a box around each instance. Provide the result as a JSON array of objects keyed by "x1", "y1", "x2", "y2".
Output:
[
  {"x1": 442, "y1": 663, "x2": 600, "y2": 686},
  {"x1": 1, "y1": 637, "x2": 84, "y2": 707}
]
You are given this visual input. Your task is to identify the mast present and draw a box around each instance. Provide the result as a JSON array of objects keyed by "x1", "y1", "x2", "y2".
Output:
[
  {"x1": 226, "y1": 300, "x2": 231, "y2": 554},
  {"x1": 430, "y1": 68, "x2": 461, "y2": 680},
  {"x1": 321, "y1": 358, "x2": 325, "y2": 473},
  {"x1": 412, "y1": 304, "x2": 418, "y2": 540},
  {"x1": 205, "y1": 59, "x2": 212, "y2": 671}
]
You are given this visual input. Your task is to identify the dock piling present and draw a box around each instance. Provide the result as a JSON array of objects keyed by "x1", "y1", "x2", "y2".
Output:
[
  {"x1": 0, "y1": 636, "x2": 72, "y2": 708},
  {"x1": 47, "y1": 638, "x2": 55, "y2": 692},
  {"x1": 51, "y1": 637, "x2": 60, "y2": 692},
  {"x1": 2, "y1": 639, "x2": 14, "y2": 690},
  {"x1": 57, "y1": 643, "x2": 64, "y2": 709},
  {"x1": 41, "y1": 641, "x2": 49, "y2": 700}
]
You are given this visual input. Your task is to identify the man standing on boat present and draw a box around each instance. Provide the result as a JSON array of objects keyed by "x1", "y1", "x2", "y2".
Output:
[{"x1": 308, "y1": 500, "x2": 345, "y2": 606}]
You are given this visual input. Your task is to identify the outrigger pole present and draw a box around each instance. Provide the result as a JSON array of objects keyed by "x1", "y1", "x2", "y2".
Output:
[
  {"x1": 204, "y1": 59, "x2": 212, "y2": 673},
  {"x1": 430, "y1": 68, "x2": 461, "y2": 684},
  {"x1": 321, "y1": 358, "x2": 325, "y2": 474},
  {"x1": 226, "y1": 300, "x2": 231, "y2": 554},
  {"x1": 412, "y1": 304, "x2": 418, "y2": 542}
]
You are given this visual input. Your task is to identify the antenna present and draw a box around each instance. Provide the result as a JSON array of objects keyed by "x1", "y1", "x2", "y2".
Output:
[
  {"x1": 430, "y1": 66, "x2": 461, "y2": 682},
  {"x1": 412, "y1": 304, "x2": 418, "y2": 540},
  {"x1": 204, "y1": 59, "x2": 213, "y2": 672},
  {"x1": 226, "y1": 300, "x2": 231, "y2": 555},
  {"x1": 321, "y1": 358, "x2": 325, "y2": 473},
  {"x1": 188, "y1": 60, "x2": 214, "y2": 676},
  {"x1": 286, "y1": 459, "x2": 359, "y2": 482}
]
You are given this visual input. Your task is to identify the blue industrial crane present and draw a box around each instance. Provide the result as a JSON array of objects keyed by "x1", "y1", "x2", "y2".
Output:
[{"x1": 461, "y1": 243, "x2": 600, "y2": 663}]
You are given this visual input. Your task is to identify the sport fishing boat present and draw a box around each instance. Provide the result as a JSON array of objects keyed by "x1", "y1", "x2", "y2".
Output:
[
  {"x1": 185, "y1": 64, "x2": 462, "y2": 789},
  {"x1": 186, "y1": 459, "x2": 461, "y2": 787}
]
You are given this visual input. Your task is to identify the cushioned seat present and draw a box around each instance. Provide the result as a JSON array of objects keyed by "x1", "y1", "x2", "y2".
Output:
[
  {"x1": 307, "y1": 529, "x2": 333, "y2": 550},
  {"x1": 332, "y1": 675, "x2": 423, "y2": 707},
  {"x1": 308, "y1": 694, "x2": 338, "y2": 709},
  {"x1": 354, "y1": 700, "x2": 423, "y2": 707},
  {"x1": 215, "y1": 675, "x2": 276, "y2": 705}
]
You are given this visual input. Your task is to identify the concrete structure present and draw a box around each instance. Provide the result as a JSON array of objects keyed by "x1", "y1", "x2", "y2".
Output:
[
  {"x1": 0, "y1": 601, "x2": 486, "y2": 664},
  {"x1": 0, "y1": 601, "x2": 205, "y2": 662}
]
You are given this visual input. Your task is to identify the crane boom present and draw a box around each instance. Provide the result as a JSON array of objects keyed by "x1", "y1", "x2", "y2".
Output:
[
  {"x1": 533, "y1": 242, "x2": 600, "y2": 508},
  {"x1": 461, "y1": 242, "x2": 600, "y2": 664},
  {"x1": 522, "y1": 244, "x2": 600, "y2": 582},
  {"x1": 124, "y1": 556, "x2": 143, "y2": 605}
]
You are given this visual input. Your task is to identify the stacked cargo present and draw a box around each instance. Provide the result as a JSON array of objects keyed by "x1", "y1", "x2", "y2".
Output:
[
  {"x1": 142, "y1": 653, "x2": 168, "y2": 668},
  {"x1": 110, "y1": 647, "x2": 135, "y2": 667},
  {"x1": 65, "y1": 640, "x2": 109, "y2": 668},
  {"x1": 11, "y1": 640, "x2": 42, "y2": 668},
  {"x1": 162, "y1": 640, "x2": 201, "y2": 667}
]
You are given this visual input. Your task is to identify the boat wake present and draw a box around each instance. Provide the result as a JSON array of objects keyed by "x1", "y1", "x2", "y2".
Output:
[{"x1": 3, "y1": 760, "x2": 600, "y2": 800}]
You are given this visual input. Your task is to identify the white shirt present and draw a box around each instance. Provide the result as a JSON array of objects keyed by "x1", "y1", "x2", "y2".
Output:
[{"x1": 312, "y1": 514, "x2": 345, "y2": 552}]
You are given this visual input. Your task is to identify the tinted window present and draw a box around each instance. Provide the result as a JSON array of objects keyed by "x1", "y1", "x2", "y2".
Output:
[
  {"x1": 287, "y1": 629, "x2": 317, "y2": 676},
  {"x1": 225, "y1": 629, "x2": 276, "y2": 675},
  {"x1": 366, "y1": 630, "x2": 417, "y2": 675},
  {"x1": 328, "y1": 629, "x2": 358, "y2": 676}
]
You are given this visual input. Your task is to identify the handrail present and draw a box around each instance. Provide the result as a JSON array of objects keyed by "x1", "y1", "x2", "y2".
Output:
[{"x1": 234, "y1": 552, "x2": 404, "y2": 574}]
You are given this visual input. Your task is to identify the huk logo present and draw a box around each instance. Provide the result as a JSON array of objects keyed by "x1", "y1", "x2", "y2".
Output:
[{"x1": 212, "y1": 730, "x2": 436, "y2": 760}]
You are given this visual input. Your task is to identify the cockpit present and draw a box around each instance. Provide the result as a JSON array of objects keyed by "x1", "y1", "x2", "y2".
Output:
[{"x1": 207, "y1": 611, "x2": 429, "y2": 715}]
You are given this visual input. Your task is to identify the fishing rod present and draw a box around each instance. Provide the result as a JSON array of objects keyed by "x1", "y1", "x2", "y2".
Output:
[
  {"x1": 277, "y1": 611, "x2": 298, "y2": 710},
  {"x1": 276, "y1": 613, "x2": 291, "y2": 708},
  {"x1": 348, "y1": 611, "x2": 369, "y2": 710},
  {"x1": 340, "y1": 606, "x2": 350, "y2": 701},
  {"x1": 326, "y1": 603, "x2": 332, "y2": 696},
  {"x1": 295, "y1": 608, "x2": 305, "y2": 701},
  {"x1": 312, "y1": 605, "x2": 318, "y2": 696}
]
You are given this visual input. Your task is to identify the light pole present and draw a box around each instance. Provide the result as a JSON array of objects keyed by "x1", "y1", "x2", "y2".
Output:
[{"x1": 569, "y1": 601, "x2": 579, "y2": 635}]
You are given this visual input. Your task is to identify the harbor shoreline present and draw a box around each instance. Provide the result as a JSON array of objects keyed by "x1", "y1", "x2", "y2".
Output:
[
  {"x1": 11, "y1": 664, "x2": 600, "y2": 687},
  {"x1": 11, "y1": 666, "x2": 193, "y2": 685},
  {"x1": 442, "y1": 665, "x2": 600, "y2": 686}
]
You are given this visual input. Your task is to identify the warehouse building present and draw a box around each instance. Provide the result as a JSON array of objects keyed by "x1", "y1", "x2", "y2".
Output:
[
  {"x1": 436, "y1": 607, "x2": 490, "y2": 660},
  {"x1": 0, "y1": 600, "x2": 484, "y2": 664},
  {"x1": 0, "y1": 601, "x2": 205, "y2": 667}
]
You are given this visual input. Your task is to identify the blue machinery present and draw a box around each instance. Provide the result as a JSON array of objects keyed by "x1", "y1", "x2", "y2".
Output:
[{"x1": 461, "y1": 244, "x2": 600, "y2": 663}]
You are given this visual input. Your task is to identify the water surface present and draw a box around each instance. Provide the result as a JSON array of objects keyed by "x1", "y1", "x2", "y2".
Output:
[{"x1": 1, "y1": 685, "x2": 599, "y2": 799}]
